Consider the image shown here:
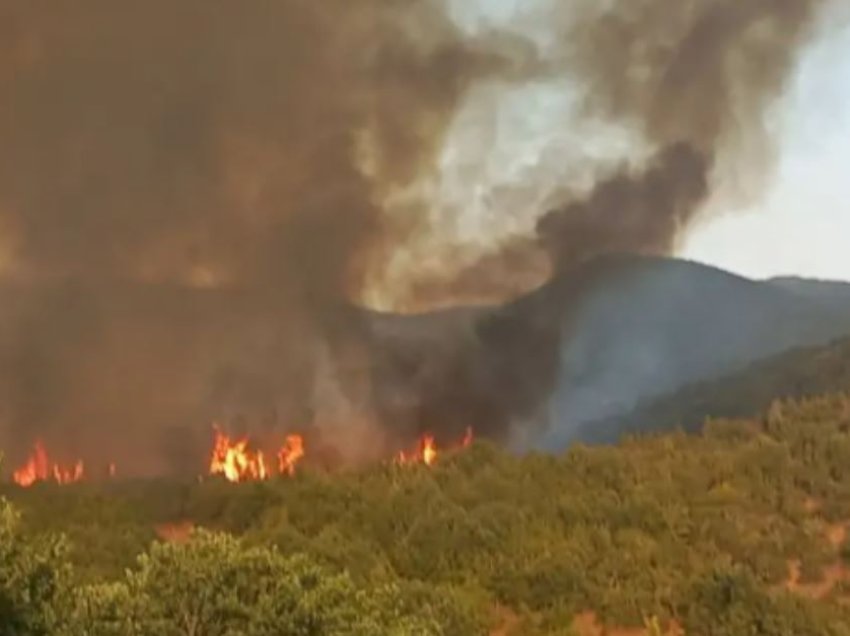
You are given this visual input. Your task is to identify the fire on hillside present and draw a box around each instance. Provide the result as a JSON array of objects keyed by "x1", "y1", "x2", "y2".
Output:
[
  {"x1": 4, "y1": 427, "x2": 475, "y2": 486},
  {"x1": 395, "y1": 427, "x2": 474, "y2": 467}
]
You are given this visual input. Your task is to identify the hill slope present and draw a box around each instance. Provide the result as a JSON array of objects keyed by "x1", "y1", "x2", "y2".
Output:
[
  {"x1": 537, "y1": 256, "x2": 850, "y2": 447},
  {"x1": 363, "y1": 256, "x2": 850, "y2": 449},
  {"x1": 2, "y1": 256, "x2": 849, "y2": 461},
  {"x1": 7, "y1": 393, "x2": 850, "y2": 634},
  {"x1": 577, "y1": 335, "x2": 850, "y2": 443}
]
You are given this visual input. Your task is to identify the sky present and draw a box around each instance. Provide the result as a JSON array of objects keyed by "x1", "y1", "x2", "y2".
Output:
[
  {"x1": 443, "y1": 0, "x2": 850, "y2": 284},
  {"x1": 682, "y1": 15, "x2": 850, "y2": 282}
]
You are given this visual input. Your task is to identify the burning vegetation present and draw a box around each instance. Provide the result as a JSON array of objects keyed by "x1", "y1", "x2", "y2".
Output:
[
  {"x1": 12, "y1": 441, "x2": 84, "y2": 487},
  {"x1": 206, "y1": 426, "x2": 474, "y2": 482},
  {"x1": 0, "y1": 0, "x2": 834, "y2": 486},
  {"x1": 208, "y1": 429, "x2": 271, "y2": 483},
  {"x1": 207, "y1": 428, "x2": 307, "y2": 483},
  {"x1": 395, "y1": 427, "x2": 473, "y2": 467},
  {"x1": 5, "y1": 427, "x2": 476, "y2": 485}
]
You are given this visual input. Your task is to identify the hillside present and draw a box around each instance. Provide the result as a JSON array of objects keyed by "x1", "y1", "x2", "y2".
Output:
[
  {"x1": 769, "y1": 277, "x2": 850, "y2": 308},
  {"x1": 3, "y1": 257, "x2": 850, "y2": 468},
  {"x1": 575, "y1": 336, "x2": 850, "y2": 444},
  {"x1": 539, "y1": 257, "x2": 850, "y2": 447},
  {"x1": 363, "y1": 257, "x2": 850, "y2": 450},
  {"x1": 5, "y1": 393, "x2": 850, "y2": 634}
]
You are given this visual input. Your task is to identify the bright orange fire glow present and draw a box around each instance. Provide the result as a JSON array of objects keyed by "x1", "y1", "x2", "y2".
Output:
[
  {"x1": 6, "y1": 426, "x2": 476, "y2": 486},
  {"x1": 209, "y1": 429, "x2": 269, "y2": 483},
  {"x1": 396, "y1": 428, "x2": 473, "y2": 467},
  {"x1": 209, "y1": 429, "x2": 306, "y2": 483},
  {"x1": 13, "y1": 441, "x2": 85, "y2": 487},
  {"x1": 278, "y1": 435, "x2": 305, "y2": 476}
]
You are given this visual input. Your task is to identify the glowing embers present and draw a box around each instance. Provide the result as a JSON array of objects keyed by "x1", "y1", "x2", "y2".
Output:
[
  {"x1": 13, "y1": 441, "x2": 85, "y2": 487},
  {"x1": 208, "y1": 428, "x2": 306, "y2": 483},
  {"x1": 395, "y1": 427, "x2": 473, "y2": 467}
]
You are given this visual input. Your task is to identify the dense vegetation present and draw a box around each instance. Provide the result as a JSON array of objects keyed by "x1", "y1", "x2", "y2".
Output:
[{"x1": 6, "y1": 393, "x2": 850, "y2": 634}]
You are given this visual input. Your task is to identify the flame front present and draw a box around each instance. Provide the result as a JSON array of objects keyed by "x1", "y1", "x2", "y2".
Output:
[
  {"x1": 209, "y1": 428, "x2": 305, "y2": 483},
  {"x1": 13, "y1": 441, "x2": 85, "y2": 487},
  {"x1": 209, "y1": 429, "x2": 269, "y2": 483},
  {"x1": 7, "y1": 427, "x2": 474, "y2": 485},
  {"x1": 396, "y1": 428, "x2": 473, "y2": 467}
]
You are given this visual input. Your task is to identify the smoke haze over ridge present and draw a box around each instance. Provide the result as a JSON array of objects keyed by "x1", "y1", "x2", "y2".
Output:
[{"x1": 0, "y1": 0, "x2": 835, "y2": 471}]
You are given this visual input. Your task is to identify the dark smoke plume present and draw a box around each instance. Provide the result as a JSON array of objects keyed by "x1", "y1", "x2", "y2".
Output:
[
  {"x1": 538, "y1": 144, "x2": 710, "y2": 272},
  {"x1": 0, "y1": 0, "x2": 512, "y2": 471},
  {"x1": 365, "y1": 0, "x2": 830, "y2": 447},
  {"x1": 0, "y1": 0, "x2": 832, "y2": 472},
  {"x1": 432, "y1": 0, "x2": 828, "y2": 292}
]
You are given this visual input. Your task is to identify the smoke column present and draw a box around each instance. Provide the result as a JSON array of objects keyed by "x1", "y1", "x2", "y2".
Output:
[
  {"x1": 386, "y1": 0, "x2": 831, "y2": 303},
  {"x1": 0, "y1": 0, "x2": 834, "y2": 472}
]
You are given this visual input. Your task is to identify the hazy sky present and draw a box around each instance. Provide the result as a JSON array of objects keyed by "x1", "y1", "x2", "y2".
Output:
[
  {"x1": 446, "y1": 0, "x2": 850, "y2": 283},
  {"x1": 683, "y1": 16, "x2": 850, "y2": 282}
]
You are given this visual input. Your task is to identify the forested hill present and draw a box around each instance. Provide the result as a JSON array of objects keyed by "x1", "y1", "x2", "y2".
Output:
[
  {"x1": 576, "y1": 336, "x2": 850, "y2": 444},
  {"x1": 6, "y1": 393, "x2": 850, "y2": 634},
  {"x1": 538, "y1": 257, "x2": 850, "y2": 446},
  {"x1": 769, "y1": 277, "x2": 850, "y2": 308}
]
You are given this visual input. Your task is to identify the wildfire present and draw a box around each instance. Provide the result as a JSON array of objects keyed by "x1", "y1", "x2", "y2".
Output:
[
  {"x1": 278, "y1": 435, "x2": 305, "y2": 476},
  {"x1": 13, "y1": 441, "x2": 85, "y2": 487},
  {"x1": 53, "y1": 460, "x2": 84, "y2": 485},
  {"x1": 209, "y1": 429, "x2": 269, "y2": 483},
  {"x1": 209, "y1": 428, "x2": 306, "y2": 483},
  {"x1": 396, "y1": 427, "x2": 473, "y2": 467},
  {"x1": 5, "y1": 425, "x2": 476, "y2": 487}
]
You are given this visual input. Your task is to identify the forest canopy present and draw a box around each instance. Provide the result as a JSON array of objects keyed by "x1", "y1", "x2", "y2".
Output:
[{"x1": 5, "y1": 393, "x2": 850, "y2": 634}]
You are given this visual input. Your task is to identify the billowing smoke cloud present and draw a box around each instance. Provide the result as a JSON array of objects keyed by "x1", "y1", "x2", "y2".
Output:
[
  {"x1": 538, "y1": 144, "x2": 710, "y2": 272},
  {"x1": 537, "y1": 0, "x2": 823, "y2": 269},
  {"x1": 0, "y1": 0, "x2": 832, "y2": 473},
  {"x1": 0, "y1": 0, "x2": 513, "y2": 471},
  {"x1": 364, "y1": 0, "x2": 830, "y2": 447},
  {"x1": 406, "y1": 0, "x2": 828, "y2": 297}
]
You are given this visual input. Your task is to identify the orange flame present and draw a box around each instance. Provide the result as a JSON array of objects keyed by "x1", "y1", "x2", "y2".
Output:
[
  {"x1": 396, "y1": 428, "x2": 473, "y2": 467},
  {"x1": 421, "y1": 435, "x2": 437, "y2": 466},
  {"x1": 209, "y1": 428, "x2": 305, "y2": 482},
  {"x1": 209, "y1": 429, "x2": 269, "y2": 483},
  {"x1": 278, "y1": 435, "x2": 305, "y2": 476},
  {"x1": 53, "y1": 460, "x2": 84, "y2": 485},
  {"x1": 13, "y1": 441, "x2": 48, "y2": 487},
  {"x1": 13, "y1": 441, "x2": 85, "y2": 487}
]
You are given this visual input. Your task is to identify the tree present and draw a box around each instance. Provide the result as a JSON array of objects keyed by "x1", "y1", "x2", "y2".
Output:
[
  {"x1": 65, "y1": 529, "x2": 456, "y2": 636},
  {"x1": 0, "y1": 498, "x2": 68, "y2": 636},
  {"x1": 681, "y1": 568, "x2": 848, "y2": 636}
]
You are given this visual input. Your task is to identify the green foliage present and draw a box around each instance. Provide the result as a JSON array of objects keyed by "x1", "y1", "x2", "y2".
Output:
[
  {"x1": 0, "y1": 498, "x2": 68, "y2": 636},
  {"x1": 681, "y1": 567, "x2": 850, "y2": 636},
  {"x1": 62, "y1": 530, "x2": 475, "y2": 636},
  {"x1": 7, "y1": 393, "x2": 850, "y2": 633}
]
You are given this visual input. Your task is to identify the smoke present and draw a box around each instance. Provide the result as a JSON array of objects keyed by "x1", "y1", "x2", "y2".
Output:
[
  {"x1": 538, "y1": 144, "x2": 710, "y2": 271},
  {"x1": 0, "y1": 0, "x2": 833, "y2": 471},
  {"x1": 407, "y1": 0, "x2": 827, "y2": 300},
  {"x1": 0, "y1": 0, "x2": 510, "y2": 470},
  {"x1": 537, "y1": 0, "x2": 823, "y2": 265},
  {"x1": 364, "y1": 0, "x2": 831, "y2": 446}
]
